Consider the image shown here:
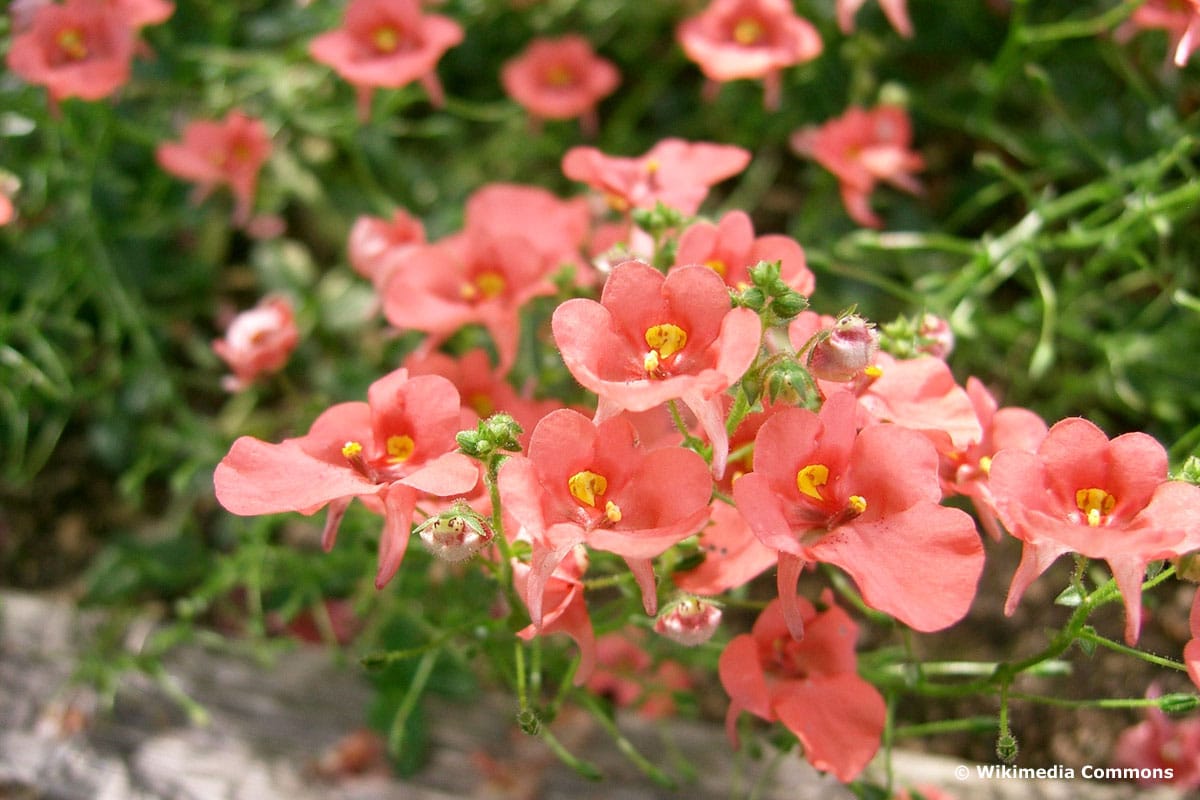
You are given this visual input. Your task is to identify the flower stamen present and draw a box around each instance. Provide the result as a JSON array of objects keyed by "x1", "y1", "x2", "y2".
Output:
[
  {"x1": 796, "y1": 464, "x2": 829, "y2": 501},
  {"x1": 568, "y1": 470, "x2": 608, "y2": 507},
  {"x1": 1075, "y1": 487, "x2": 1115, "y2": 527}
]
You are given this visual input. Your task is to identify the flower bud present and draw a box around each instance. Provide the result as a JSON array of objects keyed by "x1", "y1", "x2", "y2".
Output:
[
  {"x1": 916, "y1": 313, "x2": 954, "y2": 359},
  {"x1": 416, "y1": 501, "x2": 493, "y2": 562},
  {"x1": 653, "y1": 596, "x2": 722, "y2": 646},
  {"x1": 807, "y1": 314, "x2": 879, "y2": 382}
]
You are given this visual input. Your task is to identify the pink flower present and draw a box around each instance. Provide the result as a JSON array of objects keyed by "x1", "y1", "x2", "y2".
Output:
[
  {"x1": 497, "y1": 408, "x2": 713, "y2": 626},
  {"x1": 562, "y1": 138, "x2": 751, "y2": 216},
  {"x1": 790, "y1": 105, "x2": 924, "y2": 229},
  {"x1": 719, "y1": 594, "x2": 886, "y2": 782},
  {"x1": 677, "y1": 0, "x2": 822, "y2": 110},
  {"x1": 99, "y1": 0, "x2": 175, "y2": 28},
  {"x1": 156, "y1": 110, "x2": 272, "y2": 227},
  {"x1": 1186, "y1": 589, "x2": 1200, "y2": 691},
  {"x1": 1117, "y1": 0, "x2": 1200, "y2": 67},
  {"x1": 989, "y1": 417, "x2": 1200, "y2": 644},
  {"x1": 308, "y1": 0, "x2": 464, "y2": 119},
  {"x1": 213, "y1": 368, "x2": 479, "y2": 589},
  {"x1": 674, "y1": 209, "x2": 814, "y2": 296},
  {"x1": 836, "y1": 0, "x2": 913, "y2": 38},
  {"x1": 653, "y1": 595, "x2": 722, "y2": 646},
  {"x1": 212, "y1": 296, "x2": 300, "y2": 392},
  {"x1": 586, "y1": 633, "x2": 692, "y2": 718},
  {"x1": 347, "y1": 209, "x2": 426, "y2": 288},
  {"x1": 732, "y1": 392, "x2": 984, "y2": 639},
  {"x1": 462, "y1": 182, "x2": 591, "y2": 274},
  {"x1": 6, "y1": 0, "x2": 135, "y2": 106},
  {"x1": 500, "y1": 35, "x2": 619, "y2": 135},
  {"x1": 940, "y1": 377, "x2": 1048, "y2": 540},
  {"x1": 1112, "y1": 686, "x2": 1200, "y2": 789},
  {"x1": 0, "y1": 192, "x2": 13, "y2": 227},
  {"x1": 551, "y1": 260, "x2": 761, "y2": 478},
  {"x1": 514, "y1": 550, "x2": 596, "y2": 685}
]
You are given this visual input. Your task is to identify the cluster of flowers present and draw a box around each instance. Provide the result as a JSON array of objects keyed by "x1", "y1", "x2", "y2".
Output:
[
  {"x1": 11, "y1": 0, "x2": 1200, "y2": 789},
  {"x1": 211, "y1": 136, "x2": 1200, "y2": 781}
]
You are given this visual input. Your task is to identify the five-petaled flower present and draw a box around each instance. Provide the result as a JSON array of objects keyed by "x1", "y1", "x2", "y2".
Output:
[
  {"x1": 790, "y1": 105, "x2": 924, "y2": 229},
  {"x1": 562, "y1": 138, "x2": 751, "y2": 216},
  {"x1": 719, "y1": 593, "x2": 886, "y2": 782},
  {"x1": 6, "y1": 0, "x2": 136, "y2": 108},
  {"x1": 674, "y1": 209, "x2": 814, "y2": 296},
  {"x1": 551, "y1": 260, "x2": 761, "y2": 478},
  {"x1": 501, "y1": 35, "x2": 620, "y2": 136},
  {"x1": 497, "y1": 408, "x2": 712, "y2": 628},
  {"x1": 309, "y1": 0, "x2": 464, "y2": 120},
  {"x1": 213, "y1": 368, "x2": 480, "y2": 589},
  {"x1": 732, "y1": 392, "x2": 984, "y2": 640},
  {"x1": 677, "y1": 0, "x2": 823, "y2": 110},
  {"x1": 989, "y1": 417, "x2": 1200, "y2": 644},
  {"x1": 156, "y1": 109, "x2": 273, "y2": 228}
]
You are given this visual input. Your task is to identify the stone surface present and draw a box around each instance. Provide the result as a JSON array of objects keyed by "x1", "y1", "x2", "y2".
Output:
[{"x1": 0, "y1": 590, "x2": 1188, "y2": 800}]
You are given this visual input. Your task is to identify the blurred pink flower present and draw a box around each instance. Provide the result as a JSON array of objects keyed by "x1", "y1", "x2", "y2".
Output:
[
  {"x1": 562, "y1": 138, "x2": 751, "y2": 216},
  {"x1": 514, "y1": 550, "x2": 596, "y2": 685},
  {"x1": 348, "y1": 209, "x2": 427, "y2": 288},
  {"x1": 6, "y1": 0, "x2": 135, "y2": 106},
  {"x1": 0, "y1": 193, "x2": 13, "y2": 227},
  {"x1": 791, "y1": 105, "x2": 924, "y2": 229},
  {"x1": 587, "y1": 633, "x2": 692, "y2": 718},
  {"x1": 100, "y1": 0, "x2": 175, "y2": 28},
  {"x1": 212, "y1": 296, "x2": 300, "y2": 392},
  {"x1": 156, "y1": 109, "x2": 272, "y2": 227},
  {"x1": 677, "y1": 0, "x2": 822, "y2": 110},
  {"x1": 309, "y1": 0, "x2": 463, "y2": 119},
  {"x1": 837, "y1": 0, "x2": 913, "y2": 38},
  {"x1": 1112, "y1": 686, "x2": 1200, "y2": 789},
  {"x1": 1116, "y1": 0, "x2": 1200, "y2": 67},
  {"x1": 500, "y1": 35, "x2": 619, "y2": 135},
  {"x1": 674, "y1": 209, "x2": 814, "y2": 296}
]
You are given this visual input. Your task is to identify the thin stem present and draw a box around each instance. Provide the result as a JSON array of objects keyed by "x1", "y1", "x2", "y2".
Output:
[
  {"x1": 574, "y1": 691, "x2": 677, "y2": 789},
  {"x1": 1077, "y1": 629, "x2": 1188, "y2": 671},
  {"x1": 1008, "y1": 692, "x2": 1185, "y2": 711},
  {"x1": 386, "y1": 649, "x2": 437, "y2": 759}
]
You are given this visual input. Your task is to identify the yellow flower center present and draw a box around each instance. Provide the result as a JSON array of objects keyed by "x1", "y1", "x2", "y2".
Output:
[
  {"x1": 386, "y1": 434, "x2": 415, "y2": 463},
  {"x1": 796, "y1": 464, "x2": 829, "y2": 501},
  {"x1": 644, "y1": 158, "x2": 660, "y2": 175},
  {"x1": 605, "y1": 500, "x2": 623, "y2": 523},
  {"x1": 848, "y1": 495, "x2": 868, "y2": 515},
  {"x1": 705, "y1": 258, "x2": 728, "y2": 278},
  {"x1": 461, "y1": 271, "x2": 506, "y2": 301},
  {"x1": 372, "y1": 26, "x2": 401, "y2": 54},
  {"x1": 341, "y1": 441, "x2": 364, "y2": 459},
  {"x1": 1075, "y1": 487, "x2": 1115, "y2": 527},
  {"x1": 57, "y1": 28, "x2": 88, "y2": 61},
  {"x1": 568, "y1": 470, "x2": 608, "y2": 507},
  {"x1": 545, "y1": 63, "x2": 575, "y2": 87},
  {"x1": 863, "y1": 364, "x2": 884, "y2": 378},
  {"x1": 733, "y1": 18, "x2": 764, "y2": 46},
  {"x1": 643, "y1": 323, "x2": 688, "y2": 375}
]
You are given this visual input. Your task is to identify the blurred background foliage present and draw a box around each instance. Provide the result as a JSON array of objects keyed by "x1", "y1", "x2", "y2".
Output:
[{"x1": 1, "y1": 0, "x2": 1199, "y2": 772}]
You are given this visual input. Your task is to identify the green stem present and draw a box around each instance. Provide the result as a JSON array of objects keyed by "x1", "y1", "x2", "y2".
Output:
[
  {"x1": 574, "y1": 691, "x2": 677, "y2": 789},
  {"x1": 537, "y1": 724, "x2": 603, "y2": 781},
  {"x1": 893, "y1": 717, "x2": 999, "y2": 739},
  {"x1": 1076, "y1": 629, "x2": 1187, "y2": 671},
  {"x1": 1018, "y1": 0, "x2": 1145, "y2": 45},
  {"x1": 1007, "y1": 692, "x2": 1184, "y2": 710},
  {"x1": 386, "y1": 648, "x2": 437, "y2": 759}
]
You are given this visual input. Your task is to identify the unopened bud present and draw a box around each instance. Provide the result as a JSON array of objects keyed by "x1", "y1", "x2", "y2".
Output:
[
  {"x1": 916, "y1": 313, "x2": 954, "y2": 359},
  {"x1": 996, "y1": 733, "x2": 1019, "y2": 764},
  {"x1": 653, "y1": 596, "x2": 722, "y2": 646},
  {"x1": 416, "y1": 501, "x2": 493, "y2": 562},
  {"x1": 807, "y1": 314, "x2": 879, "y2": 382}
]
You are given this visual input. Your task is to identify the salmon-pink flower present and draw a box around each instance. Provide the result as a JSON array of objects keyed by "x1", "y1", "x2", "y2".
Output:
[
  {"x1": 674, "y1": 209, "x2": 814, "y2": 296},
  {"x1": 837, "y1": 0, "x2": 913, "y2": 38},
  {"x1": 551, "y1": 260, "x2": 761, "y2": 478},
  {"x1": 1117, "y1": 0, "x2": 1200, "y2": 67},
  {"x1": 790, "y1": 105, "x2": 924, "y2": 229},
  {"x1": 347, "y1": 209, "x2": 426, "y2": 288},
  {"x1": 212, "y1": 296, "x2": 300, "y2": 392},
  {"x1": 940, "y1": 377, "x2": 1047, "y2": 540},
  {"x1": 6, "y1": 0, "x2": 135, "y2": 106},
  {"x1": 308, "y1": 0, "x2": 464, "y2": 119},
  {"x1": 653, "y1": 595, "x2": 722, "y2": 646},
  {"x1": 719, "y1": 594, "x2": 885, "y2": 782},
  {"x1": 587, "y1": 633, "x2": 692, "y2": 718},
  {"x1": 1112, "y1": 686, "x2": 1200, "y2": 789},
  {"x1": 1186, "y1": 589, "x2": 1200, "y2": 691},
  {"x1": 156, "y1": 110, "x2": 272, "y2": 228},
  {"x1": 99, "y1": 0, "x2": 175, "y2": 28},
  {"x1": 497, "y1": 408, "x2": 712, "y2": 627},
  {"x1": 462, "y1": 182, "x2": 591, "y2": 274},
  {"x1": 732, "y1": 392, "x2": 984, "y2": 639},
  {"x1": 213, "y1": 368, "x2": 479, "y2": 589},
  {"x1": 990, "y1": 417, "x2": 1200, "y2": 644},
  {"x1": 0, "y1": 192, "x2": 13, "y2": 227},
  {"x1": 677, "y1": 0, "x2": 822, "y2": 110},
  {"x1": 562, "y1": 138, "x2": 751, "y2": 216},
  {"x1": 514, "y1": 550, "x2": 596, "y2": 685},
  {"x1": 500, "y1": 35, "x2": 619, "y2": 136}
]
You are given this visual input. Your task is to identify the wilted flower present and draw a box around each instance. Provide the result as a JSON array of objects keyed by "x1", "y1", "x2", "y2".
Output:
[{"x1": 654, "y1": 596, "x2": 722, "y2": 646}]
